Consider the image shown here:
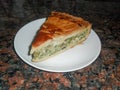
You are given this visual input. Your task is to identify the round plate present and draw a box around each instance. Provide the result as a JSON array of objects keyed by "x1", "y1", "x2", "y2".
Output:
[{"x1": 14, "y1": 18, "x2": 101, "y2": 72}]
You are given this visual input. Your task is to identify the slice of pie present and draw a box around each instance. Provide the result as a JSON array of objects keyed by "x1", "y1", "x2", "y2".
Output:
[{"x1": 30, "y1": 12, "x2": 92, "y2": 62}]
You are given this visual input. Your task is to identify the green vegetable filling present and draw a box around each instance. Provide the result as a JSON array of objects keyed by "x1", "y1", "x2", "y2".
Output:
[{"x1": 33, "y1": 29, "x2": 88, "y2": 60}]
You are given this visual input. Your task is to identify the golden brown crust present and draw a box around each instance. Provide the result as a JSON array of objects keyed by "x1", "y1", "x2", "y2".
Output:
[{"x1": 32, "y1": 11, "x2": 91, "y2": 48}]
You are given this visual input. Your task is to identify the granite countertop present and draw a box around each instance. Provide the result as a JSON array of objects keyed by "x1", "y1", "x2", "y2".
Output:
[{"x1": 0, "y1": 0, "x2": 120, "y2": 90}]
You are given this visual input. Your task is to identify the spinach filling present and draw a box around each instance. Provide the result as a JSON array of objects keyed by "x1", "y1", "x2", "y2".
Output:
[{"x1": 33, "y1": 29, "x2": 88, "y2": 60}]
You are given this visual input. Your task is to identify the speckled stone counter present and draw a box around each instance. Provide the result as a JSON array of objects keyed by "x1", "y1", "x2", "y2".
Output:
[{"x1": 0, "y1": 0, "x2": 120, "y2": 90}]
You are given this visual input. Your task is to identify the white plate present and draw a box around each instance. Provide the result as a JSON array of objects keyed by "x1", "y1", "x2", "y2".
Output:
[{"x1": 14, "y1": 18, "x2": 101, "y2": 72}]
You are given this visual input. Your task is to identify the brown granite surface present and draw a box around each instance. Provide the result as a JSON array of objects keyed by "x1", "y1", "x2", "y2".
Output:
[{"x1": 0, "y1": 0, "x2": 120, "y2": 90}]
